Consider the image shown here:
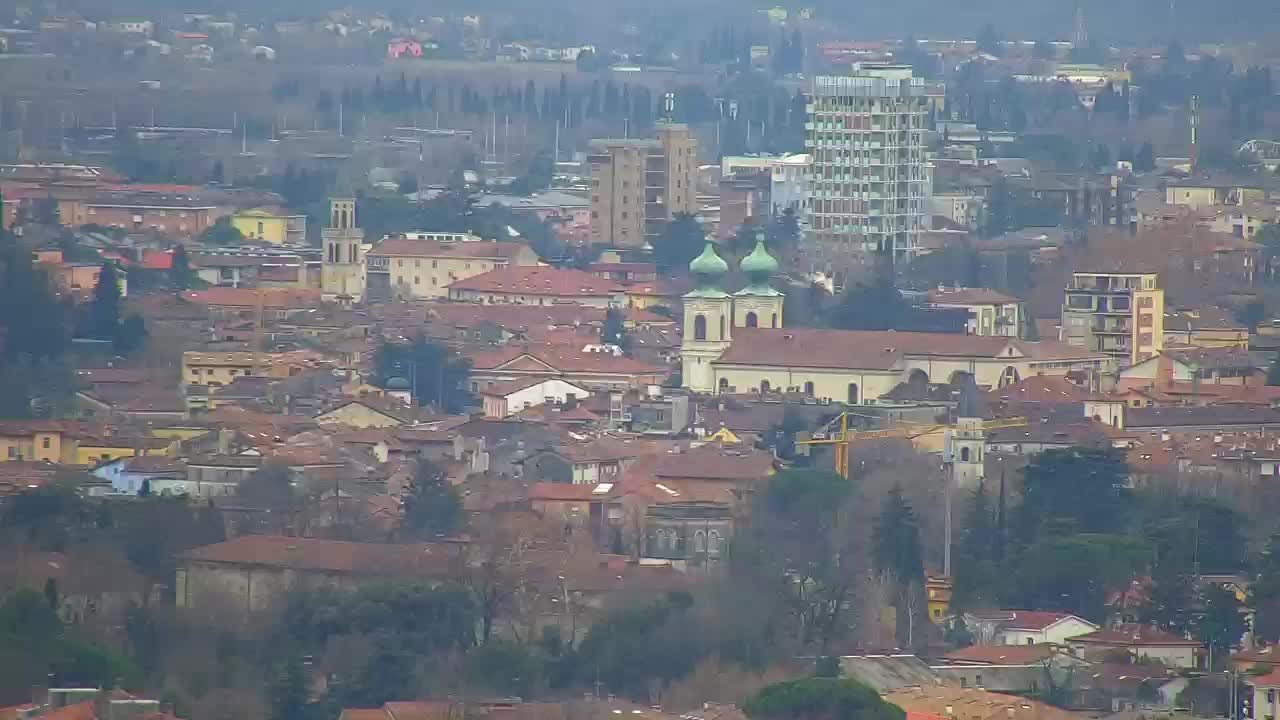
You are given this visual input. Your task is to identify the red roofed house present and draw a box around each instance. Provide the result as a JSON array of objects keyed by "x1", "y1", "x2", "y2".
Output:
[
  {"x1": 366, "y1": 236, "x2": 539, "y2": 300},
  {"x1": 964, "y1": 610, "x2": 1099, "y2": 646},
  {"x1": 447, "y1": 266, "x2": 623, "y2": 308},
  {"x1": 1246, "y1": 668, "x2": 1280, "y2": 720},
  {"x1": 176, "y1": 535, "x2": 463, "y2": 614},
  {"x1": 926, "y1": 287, "x2": 1023, "y2": 337},
  {"x1": 480, "y1": 378, "x2": 591, "y2": 418},
  {"x1": 466, "y1": 344, "x2": 665, "y2": 391},
  {"x1": 1068, "y1": 623, "x2": 1202, "y2": 668}
]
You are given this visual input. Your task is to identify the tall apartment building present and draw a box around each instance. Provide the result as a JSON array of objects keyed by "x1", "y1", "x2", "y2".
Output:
[
  {"x1": 805, "y1": 65, "x2": 930, "y2": 261},
  {"x1": 1061, "y1": 271, "x2": 1164, "y2": 365},
  {"x1": 588, "y1": 122, "x2": 697, "y2": 248}
]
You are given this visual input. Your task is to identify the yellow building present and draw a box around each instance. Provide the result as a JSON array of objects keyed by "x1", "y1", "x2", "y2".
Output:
[
  {"x1": 1061, "y1": 271, "x2": 1164, "y2": 365},
  {"x1": 75, "y1": 435, "x2": 174, "y2": 466},
  {"x1": 1166, "y1": 180, "x2": 1266, "y2": 210},
  {"x1": 0, "y1": 422, "x2": 75, "y2": 463},
  {"x1": 181, "y1": 351, "x2": 257, "y2": 389},
  {"x1": 231, "y1": 206, "x2": 307, "y2": 245},
  {"x1": 365, "y1": 235, "x2": 539, "y2": 299},
  {"x1": 926, "y1": 575, "x2": 953, "y2": 622}
]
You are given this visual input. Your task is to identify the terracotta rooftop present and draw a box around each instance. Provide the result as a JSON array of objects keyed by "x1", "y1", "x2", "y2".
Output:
[
  {"x1": 1070, "y1": 623, "x2": 1202, "y2": 647},
  {"x1": 466, "y1": 345, "x2": 665, "y2": 376},
  {"x1": 942, "y1": 643, "x2": 1058, "y2": 665},
  {"x1": 181, "y1": 287, "x2": 322, "y2": 309},
  {"x1": 927, "y1": 287, "x2": 1020, "y2": 306},
  {"x1": 447, "y1": 266, "x2": 621, "y2": 297},
  {"x1": 528, "y1": 481, "x2": 612, "y2": 502},
  {"x1": 179, "y1": 535, "x2": 457, "y2": 576},
  {"x1": 715, "y1": 328, "x2": 1100, "y2": 371},
  {"x1": 479, "y1": 376, "x2": 589, "y2": 397},
  {"x1": 987, "y1": 375, "x2": 1099, "y2": 405},
  {"x1": 653, "y1": 442, "x2": 775, "y2": 482},
  {"x1": 368, "y1": 238, "x2": 532, "y2": 260}
]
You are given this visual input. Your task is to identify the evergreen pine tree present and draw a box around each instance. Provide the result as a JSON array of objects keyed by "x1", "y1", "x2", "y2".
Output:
[{"x1": 89, "y1": 262, "x2": 121, "y2": 341}]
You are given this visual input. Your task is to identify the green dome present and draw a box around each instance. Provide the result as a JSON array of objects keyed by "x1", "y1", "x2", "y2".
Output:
[
  {"x1": 689, "y1": 241, "x2": 729, "y2": 276},
  {"x1": 740, "y1": 239, "x2": 779, "y2": 277}
]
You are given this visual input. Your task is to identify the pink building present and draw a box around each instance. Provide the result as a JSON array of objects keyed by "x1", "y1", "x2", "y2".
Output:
[{"x1": 387, "y1": 39, "x2": 423, "y2": 59}]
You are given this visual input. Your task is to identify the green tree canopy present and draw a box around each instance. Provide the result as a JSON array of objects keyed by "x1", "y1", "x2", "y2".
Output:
[
  {"x1": 744, "y1": 677, "x2": 905, "y2": 720},
  {"x1": 401, "y1": 458, "x2": 463, "y2": 539}
]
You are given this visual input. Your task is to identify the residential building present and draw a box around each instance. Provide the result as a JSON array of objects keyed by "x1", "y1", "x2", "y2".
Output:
[
  {"x1": 75, "y1": 191, "x2": 221, "y2": 235},
  {"x1": 231, "y1": 206, "x2": 307, "y2": 245},
  {"x1": 926, "y1": 287, "x2": 1022, "y2": 337},
  {"x1": 964, "y1": 610, "x2": 1099, "y2": 646},
  {"x1": 0, "y1": 421, "x2": 77, "y2": 463},
  {"x1": 1119, "y1": 347, "x2": 1268, "y2": 389},
  {"x1": 720, "y1": 153, "x2": 813, "y2": 217},
  {"x1": 176, "y1": 535, "x2": 459, "y2": 613},
  {"x1": 181, "y1": 351, "x2": 257, "y2": 389},
  {"x1": 1165, "y1": 178, "x2": 1265, "y2": 209},
  {"x1": 588, "y1": 123, "x2": 697, "y2": 248},
  {"x1": 1163, "y1": 306, "x2": 1249, "y2": 349},
  {"x1": 806, "y1": 65, "x2": 931, "y2": 261},
  {"x1": 1061, "y1": 270, "x2": 1165, "y2": 364},
  {"x1": 466, "y1": 345, "x2": 665, "y2": 391},
  {"x1": 365, "y1": 236, "x2": 539, "y2": 300},
  {"x1": 480, "y1": 378, "x2": 591, "y2": 418},
  {"x1": 447, "y1": 266, "x2": 622, "y2": 307},
  {"x1": 321, "y1": 197, "x2": 366, "y2": 302},
  {"x1": 1068, "y1": 624, "x2": 1202, "y2": 668},
  {"x1": 1245, "y1": 668, "x2": 1280, "y2": 720},
  {"x1": 929, "y1": 191, "x2": 984, "y2": 229}
]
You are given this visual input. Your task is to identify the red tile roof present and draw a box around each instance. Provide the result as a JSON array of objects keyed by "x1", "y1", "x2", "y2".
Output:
[
  {"x1": 467, "y1": 345, "x2": 664, "y2": 377},
  {"x1": 715, "y1": 328, "x2": 1103, "y2": 370},
  {"x1": 928, "y1": 287, "x2": 1020, "y2": 306},
  {"x1": 943, "y1": 644, "x2": 1057, "y2": 665},
  {"x1": 529, "y1": 482, "x2": 609, "y2": 502},
  {"x1": 653, "y1": 443, "x2": 775, "y2": 482},
  {"x1": 179, "y1": 535, "x2": 457, "y2": 576},
  {"x1": 448, "y1": 266, "x2": 621, "y2": 297},
  {"x1": 138, "y1": 249, "x2": 173, "y2": 270},
  {"x1": 181, "y1": 287, "x2": 321, "y2": 309},
  {"x1": 987, "y1": 375, "x2": 1100, "y2": 405},
  {"x1": 369, "y1": 238, "x2": 532, "y2": 260},
  {"x1": 1071, "y1": 623, "x2": 1202, "y2": 647},
  {"x1": 1251, "y1": 668, "x2": 1280, "y2": 688}
]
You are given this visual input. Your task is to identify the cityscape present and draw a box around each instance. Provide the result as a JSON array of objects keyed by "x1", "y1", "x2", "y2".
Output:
[{"x1": 3, "y1": 3, "x2": 1280, "y2": 720}]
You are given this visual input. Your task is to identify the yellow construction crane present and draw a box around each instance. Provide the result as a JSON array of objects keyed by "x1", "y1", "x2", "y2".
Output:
[{"x1": 797, "y1": 412, "x2": 1029, "y2": 479}]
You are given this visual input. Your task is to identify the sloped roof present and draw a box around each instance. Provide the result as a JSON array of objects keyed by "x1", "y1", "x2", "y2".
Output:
[
  {"x1": 368, "y1": 238, "x2": 531, "y2": 260},
  {"x1": 179, "y1": 535, "x2": 457, "y2": 576},
  {"x1": 1070, "y1": 623, "x2": 1201, "y2": 647},
  {"x1": 942, "y1": 643, "x2": 1058, "y2": 665},
  {"x1": 447, "y1": 266, "x2": 621, "y2": 297}
]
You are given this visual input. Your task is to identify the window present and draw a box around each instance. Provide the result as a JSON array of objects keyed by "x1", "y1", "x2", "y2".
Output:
[
  {"x1": 745, "y1": 311, "x2": 758, "y2": 328},
  {"x1": 760, "y1": 380, "x2": 771, "y2": 393},
  {"x1": 432, "y1": 260, "x2": 438, "y2": 268},
  {"x1": 771, "y1": 312, "x2": 778, "y2": 328},
  {"x1": 848, "y1": 383, "x2": 859, "y2": 404},
  {"x1": 6, "y1": 447, "x2": 15, "y2": 459},
  {"x1": 41, "y1": 437, "x2": 51, "y2": 449},
  {"x1": 960, "y1": 447, "x2": 971, "y2": 462},
  {"x1": 718, "y1": 378, "x2": 729, "y2": 392},
  {"x1": 803, "y1": 381, "x2": 815, "y2": 396},
  {"x1": 1026, "y1": 638, "x2": 1034, "y2": 645},
  {"x1": 414, "y1": 276, "x2": 420, "y2": 285},
  {"x1": 415, "y1": 259, "x2": 421, "y2": 268},
  {"x1": 719, "y1": 316, "x2": 726, "y2": 340},
  {"x1": 693, "y1": 530, "x2": 706, "y2": 552},
  {"x1": 694, "y1": 314, "x2": 707, "y2": 341},
  {"x1": 708, "y1": 530, "x2": 722, "y2": 554}
]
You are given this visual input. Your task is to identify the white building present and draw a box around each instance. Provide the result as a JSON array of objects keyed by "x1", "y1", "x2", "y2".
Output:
[
  {"x1": 927, "y1": 287, "x2": 1022, "y2": 338},
  {"x1": 481, "y1": 378, "x2": 591, "y2": 418},
  {"x1": 806, "y1": 65, "x2": 931, "y2": 261},
  {"x1": 721, "y1": 153, "x2": 812, "y2": 219}
]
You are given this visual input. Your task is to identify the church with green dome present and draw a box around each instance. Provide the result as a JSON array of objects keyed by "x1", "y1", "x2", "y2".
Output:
[{"x1": 680, "y1": 238, "x2": 784, "y2": 393}]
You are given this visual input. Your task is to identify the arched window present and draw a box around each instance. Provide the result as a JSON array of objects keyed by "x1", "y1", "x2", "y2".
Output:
[
  {"x1": 960, "y1": 446, "x2": 971, "y2": 462},
  {"x1": 803, "y1": 381, "x2": 815, "y2": 396},
  {"x1": 349, "y1": 244, "x2": 357, "y2": 263},
  {"x1": 999, "y1": 366, "x2": 1021, "y2": 388},
  {"x1": 340, "y1": 208, "x2": 349, "y2": 228},
  {"x1": 718, "y1": 377, "x2": 729, "y2": 392},
  {"x1": 847, "y1": 383, "x2": 859, "y2": 404},
  {"x1": 694, "y1": 314, "x2": 707, "y2": 341},
  {"x1": 693, "y1": 530, "x2": 706, "y2": 552},
  {"x1": 760, "y1": 379, "x2": 771, "y2": 393},
  {"x1": 771, "y1": 312, "x2": 778, "y2": 328},
  {"x1": 331, "y1": 208, "x2": 339, "y2": 227},
  {"x1": 719, "y1": 315, "x2": 726, "y2": 340},
  {"x1": 708, "y1": 530, "x2": 722, "y2": 555},
  {"x1": 745, "y1": 311, "x2": 758, "y2": 328}
]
